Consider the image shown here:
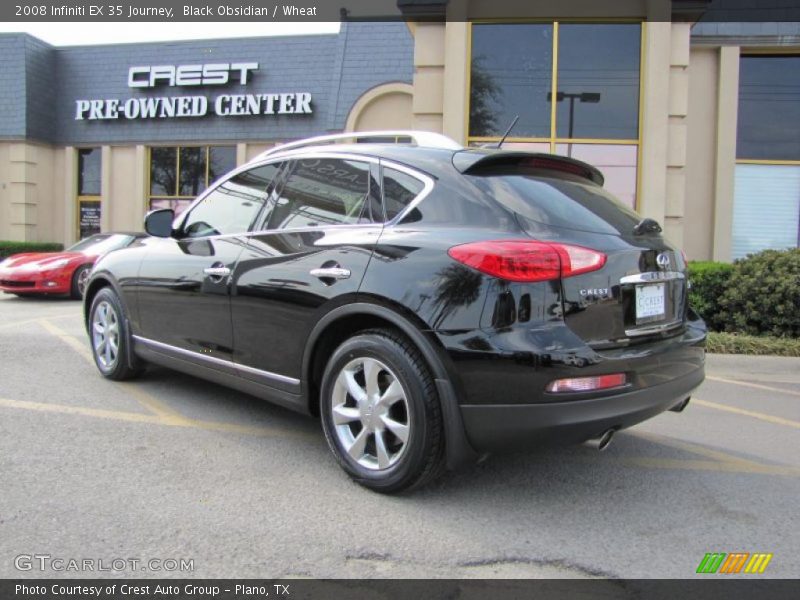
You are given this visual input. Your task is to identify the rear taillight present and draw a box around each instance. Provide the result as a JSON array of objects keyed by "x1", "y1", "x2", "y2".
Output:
[
  {"x1": 546, "y1": 373, "x2": 627, "y2": 393},
  {"x1": 447, "y1": 240, "x2": 606, "y2": 283}
]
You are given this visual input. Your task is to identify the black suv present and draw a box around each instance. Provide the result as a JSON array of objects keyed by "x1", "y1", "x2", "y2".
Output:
[{"x1": 83, "y1": 131, "x2": 706, "y2": 493}]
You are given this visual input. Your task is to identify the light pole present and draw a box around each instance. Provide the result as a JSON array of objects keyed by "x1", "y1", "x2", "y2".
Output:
[{"x1": 547, "y1": 91, "x2": 601, "y2": 156}]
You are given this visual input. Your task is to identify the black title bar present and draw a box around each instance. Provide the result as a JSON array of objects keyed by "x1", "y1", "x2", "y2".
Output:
[
  {"x1": 2, "y1": 579, "x2": 800, "y2": 600},
  {"x1": 3, "y1": 0, "x2": 800, "y2": 22}
]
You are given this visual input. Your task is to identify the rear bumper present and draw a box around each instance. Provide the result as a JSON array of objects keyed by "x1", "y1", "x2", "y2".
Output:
[{"x1": 459, "y1": 365, "x2": 704, "y2": 452}]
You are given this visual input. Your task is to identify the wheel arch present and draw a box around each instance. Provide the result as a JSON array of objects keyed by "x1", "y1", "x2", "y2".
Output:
[
  {"x1": 83, "y1": 273, "x2": 123, "y2": 330},
  {"x1": 71, "y1": 262, "x2": 94, "y2": 295},
  {"x1": 82, "y1": 273, "x2": 140, "y2": 372},
  {"x1": 302, "y1": 300, "x2": 479, "y2": 470}
]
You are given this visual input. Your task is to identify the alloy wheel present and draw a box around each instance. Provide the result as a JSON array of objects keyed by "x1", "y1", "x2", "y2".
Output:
[
  {"x1": 92, "y1": 300, "x2": 120, "y2": 369},
  {"x1": 331, "y1": 357, "x2": 411, "y2": 470},
  {"x1": 77, "y1": 267, "x2": 91, "y2": 296}
]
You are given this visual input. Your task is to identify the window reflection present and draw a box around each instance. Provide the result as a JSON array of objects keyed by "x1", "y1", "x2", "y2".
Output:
[
  {"x1": 383, "y1": 168, "x2": 425, "y2": 220},
  {"x1": 150, "y1": 198, "x2": 192, "y2": 216},
  {"x1": 556, "y1": 24, "x2": 641, "y2": 140},
  {"x1": 209, "y1": 146, "x2": 237, "y2": 185},
  {"x1": 179, "y1": 147, "x2": 206, "y2": 196},
  {"x1": 149, "y1": 145, "x2": 236, "y2": 212},
  {"x1": 492, "y1": 142, "x2": 552, "y2": 153},
  {"x1": 267, "y1": 159, "x2": 372, "y2": 229},
  {"x1": 77, "y1": 147, "x2": 102, "y2": 239},
  {"x1": 469, "y1": 23, "x2": 641, "y2": 142},
  {"x1": 555, "y1": 144, "x2": 638, "y2": 208},
  {"x1": 470, "y1": 24, "x2": 553, "y2": 138},
  {"x1": 737, "y1": 55, "x2": 800, "y2": 161},
  {"x1": 183, "y1": 164, "x2": 276, "y2": 238},
  {"x1": 78, "y1": 148, "x2": 101, "y2": 196},
  {"x1": 150, "y1": 147, "x2": 177, "y2": 197}
]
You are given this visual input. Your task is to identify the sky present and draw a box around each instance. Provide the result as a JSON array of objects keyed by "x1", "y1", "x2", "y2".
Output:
[{"x1": 0, "y1": 22, "x2": 340, "y2": 45}]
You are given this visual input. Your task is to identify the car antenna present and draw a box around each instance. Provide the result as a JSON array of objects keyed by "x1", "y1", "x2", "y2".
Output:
[{"x1": 496, "y1": 115, "x2": 519, "y2": 149}]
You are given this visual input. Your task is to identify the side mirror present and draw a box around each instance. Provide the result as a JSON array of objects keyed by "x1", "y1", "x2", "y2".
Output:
[{"x1": 144, "y1": 209, "x2": 175, "y2": 238}]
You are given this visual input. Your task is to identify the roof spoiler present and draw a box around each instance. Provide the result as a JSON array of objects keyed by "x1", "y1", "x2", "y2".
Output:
[{"x1": 452, "y1": 150, "x2": 605, "y2": 186}]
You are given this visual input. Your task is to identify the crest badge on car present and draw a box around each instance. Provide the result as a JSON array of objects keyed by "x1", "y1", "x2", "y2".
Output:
[{"x1": 656, "y1": 252, "x2": 671, "y2": 270}]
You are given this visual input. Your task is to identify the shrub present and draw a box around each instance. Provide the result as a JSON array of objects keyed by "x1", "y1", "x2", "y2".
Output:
[
  {"x1": 718, "y1": 248, "x2": 800, "y2": 338},
  {"x1": 706, "y1": 332, "x2": 800, "y2": 357},
  {"x1": 687, "y1": 261, "x2": 733, "y2": 332},
  {"x1": 0, "y1": 241, "x2": 64, "y2": 259}
]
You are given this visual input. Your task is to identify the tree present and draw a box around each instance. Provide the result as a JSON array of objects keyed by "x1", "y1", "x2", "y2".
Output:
[{"x1": 469, "y1": 55, "x2": 503, "y2": 137}]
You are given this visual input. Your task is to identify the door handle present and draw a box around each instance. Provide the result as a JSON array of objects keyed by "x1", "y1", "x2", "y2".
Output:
[
  {"x1": 310, "y1": 267, "x2": 351, "y2": 280},
  {"x1": 203, "y1": 266, "x2": 231, "y2": 278}
]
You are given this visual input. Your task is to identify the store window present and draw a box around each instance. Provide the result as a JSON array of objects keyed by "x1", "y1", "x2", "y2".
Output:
[
  {"x1": 732, "y1": 55, "x2": 800, "y2": 259},
  {"x1": 469, "y1": 24, "x2": 553, "y2": 138},
  {"x1": 77, "y1": 148, "x2": 101, "y2": 239},
  {"x1": 468, "y1": 22, "x2": 642, "y2": 208},
  {"x1": 149, "y1": 145, "x2": 236, "y2": 215}
]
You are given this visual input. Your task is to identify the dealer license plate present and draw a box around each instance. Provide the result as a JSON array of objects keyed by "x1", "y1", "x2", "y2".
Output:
[{"x1": 635, "y1": 283, "x2": 665, "y2": 323}]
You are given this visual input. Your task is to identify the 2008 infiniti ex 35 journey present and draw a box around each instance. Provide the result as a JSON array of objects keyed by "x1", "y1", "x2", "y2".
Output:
[{"x1": 83, "y1": 131, "x2": 706, "y2": 493}]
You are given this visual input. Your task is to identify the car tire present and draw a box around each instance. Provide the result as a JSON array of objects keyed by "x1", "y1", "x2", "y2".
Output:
[
  {"x1": 320, "y1": 328, "x2": 445, "y2": 493},
  {"x1": 71, "y1": 264, "x2": 91, "y2": 299},
  {"x1": 89, "y1": 287, "x2": 143, "y2": 381}
]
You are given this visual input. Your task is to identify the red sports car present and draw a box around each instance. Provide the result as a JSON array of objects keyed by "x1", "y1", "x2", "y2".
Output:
[{"x1": 0, "y1": 233, "x2": 145, "y2": 299}]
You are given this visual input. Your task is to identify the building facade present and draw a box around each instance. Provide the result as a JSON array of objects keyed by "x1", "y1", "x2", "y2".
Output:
[
  {"x1": 1, "y1": 3, "x2": 799, "y2": 262},
  {"x1": 0, "y1": 22, "x2": 416, "y2": 245}
]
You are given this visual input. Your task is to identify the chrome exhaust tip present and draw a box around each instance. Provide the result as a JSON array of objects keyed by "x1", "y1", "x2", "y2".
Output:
[
  {"x1": 585, "y1": 429, "x2": 615, "y2": 451},
  {"x1": 670, "y1": 397, "x2": 691, "y2": 413}
]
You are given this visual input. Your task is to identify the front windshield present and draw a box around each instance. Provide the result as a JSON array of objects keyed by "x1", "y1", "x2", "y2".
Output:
[{"x1": 67, "y1": 234, "x2": 134, "y2": 255}]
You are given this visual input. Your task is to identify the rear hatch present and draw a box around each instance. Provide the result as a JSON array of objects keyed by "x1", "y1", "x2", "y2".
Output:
[{"x1": 458, "y1": 151, "x2": 688, "y2": 348}]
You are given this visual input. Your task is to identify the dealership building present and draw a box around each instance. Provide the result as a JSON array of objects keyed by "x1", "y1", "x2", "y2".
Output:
[{"x1": 0, "y1": 1, "x2": 798, "y2": 262}]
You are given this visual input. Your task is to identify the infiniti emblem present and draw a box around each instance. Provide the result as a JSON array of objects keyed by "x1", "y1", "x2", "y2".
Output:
[{"x1": 656, "y1": 253, "x2": 671, "y2": 270}]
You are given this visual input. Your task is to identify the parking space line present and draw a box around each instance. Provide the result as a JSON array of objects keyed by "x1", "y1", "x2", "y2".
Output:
[
  {"x1": 0, "y1": 312, "x2": 77, "y2": 331},
  {"x1": 629, "y1": 431, "x2": 767, "y2": 468},
  {"x1": 2, "y1": 395, "x2": 794, "y2": 475},
  {"x1": 613, "y1": 456, "x2": 800, "y2": 477},
  {"x1": 0, "y1": 396, "x2": 316, "y2": 441},
  {"x1": 706, "y1": 375, "x2": 800, "y2": 399},
  {"x1": 693, "y1": 398, "x2": 800, "y2": 429},
  {"x1": 38, "y1": 319, "x2": 190, "y2": 422},
  {"x1": 115, "y1": 382, "x2": 194, "y2": 423},
  {"x1": 0, "y1": 396, "x2": 166, "y2": 426},
  {"x1": 26, "y1": 319, "x2": 798, "y2": 476},
  {"x1": 39, "y1": 318, "x2": 94, "y2": 362}
]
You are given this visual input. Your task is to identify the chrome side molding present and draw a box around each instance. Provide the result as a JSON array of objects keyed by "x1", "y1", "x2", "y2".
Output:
[{"x1": 132, "y1": 335, "x2": 301, "y2": 386}]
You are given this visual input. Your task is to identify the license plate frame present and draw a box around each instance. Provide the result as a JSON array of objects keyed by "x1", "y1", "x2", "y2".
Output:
[{"x1": 635, "y1": 283, "x2": 666, "y2": 324}]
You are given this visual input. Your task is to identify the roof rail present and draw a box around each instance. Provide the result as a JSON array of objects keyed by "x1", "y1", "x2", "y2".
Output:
[{"x1": 254, "y1": 130, "x2": 462, "y2": 160}]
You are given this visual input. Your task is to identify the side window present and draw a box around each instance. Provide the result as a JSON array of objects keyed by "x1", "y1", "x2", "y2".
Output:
[
  {"x1": 382, "y1": 167, "x2": 425, "y2": 221},
  {"x1": 182, "y1": 163, "x2": 280, "y2": 238},
  {"x1": 266, "y1": 158, "x2": 372, "y2": 230}
]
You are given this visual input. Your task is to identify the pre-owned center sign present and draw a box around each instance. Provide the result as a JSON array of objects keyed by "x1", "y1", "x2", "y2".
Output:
[{"x1": 74, "y1": 62, "x2": 313, "y2": 120}]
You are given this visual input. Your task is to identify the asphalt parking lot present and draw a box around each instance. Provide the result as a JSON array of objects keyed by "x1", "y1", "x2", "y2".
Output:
[{"x1": 0, "y1": 294, "x2": 798, "y2": 579}]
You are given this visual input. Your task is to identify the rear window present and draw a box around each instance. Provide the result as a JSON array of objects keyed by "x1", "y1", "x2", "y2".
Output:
[
  {"x1": 467, "y1": 171, "x2": 641, "y2": 236},
  {"x1": 383, "y1": 167, "x2": 425, "y2": 221}
]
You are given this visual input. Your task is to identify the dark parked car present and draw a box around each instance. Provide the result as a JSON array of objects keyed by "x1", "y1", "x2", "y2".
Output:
[{"x1": 83, "y1": 131, "x2": 706, "y2": 493}]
